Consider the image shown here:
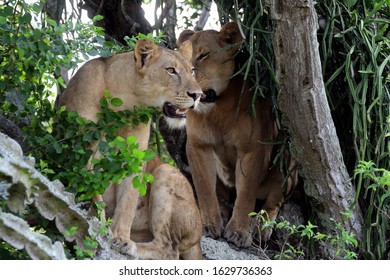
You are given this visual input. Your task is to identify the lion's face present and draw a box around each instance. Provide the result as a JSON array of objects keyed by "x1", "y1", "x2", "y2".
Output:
[
  {"x1": 177, "y1": 23, "x2": 244, "y2": 113},
  {"x1": 134, "y1": 39, "x2": 203, "y2": 127}
]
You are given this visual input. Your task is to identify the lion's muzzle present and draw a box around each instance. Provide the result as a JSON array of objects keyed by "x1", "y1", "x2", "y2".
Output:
[{"x1": 163, "y1": 102, "x2": 189, "y2": 118}]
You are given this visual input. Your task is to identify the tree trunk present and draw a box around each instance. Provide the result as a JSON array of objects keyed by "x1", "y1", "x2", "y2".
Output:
[
  {"x1": 270, "y1": 0, "x2": 363, "y2": 253},
  {"x1": 155, "y1": 0, "x2": 176, "y2": 49}
]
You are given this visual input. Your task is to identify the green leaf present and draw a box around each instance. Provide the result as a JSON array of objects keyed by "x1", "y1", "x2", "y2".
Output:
[
  {"x1": 47, "y1": 18, "x2": 57, "y2": 27},
  {"x1": 76, "y1": 117, "x2": 85, "y2": 125},
  {"x1": 127, "y1": 135, "x2": 137, "y2": 146},
  {"x1": 110, "y1": 97, "x2": 123, "y2": 107},
  {"x1": 133, "y1": 149, "x2": 145, "y2": 160},
  {"x1": 83, "y1": 237, "x2": 98, "y2": 249},
  {"x1": 92, "y1": 15, "x2": 104, "y2": 22},
  {"x1": 103, "y1": 90, "x2": 111, "y2": 99},
  {"x1": 99, "y1": 97, "x2": 108, "y2": 108},
  {"x1": 20, "y1": 13, "x2": 32, "y2": 24},
  {"x1": 64, "y1": 226, "x2": 78, "y2": 237},
  {"x1": 143, "y1": 173, "x2": 154, "y2": 183},
  {"x1": 133, "y1": 176, "x2": 147, "y2": 196},
  {"x1": 91, "y1": 158, "x2": 100, "y2": 165},
  {"x1": 143, "y1": 150, "x2": 155, "y2": 161}
]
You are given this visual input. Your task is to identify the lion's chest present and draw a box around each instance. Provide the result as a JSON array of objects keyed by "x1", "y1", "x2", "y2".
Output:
[
  {"x1": 213, "y1": 142, "x2": 237, "y2": 187},
  {"x1": 202, "y1": 117, "x2": 238, "y2": 187}
]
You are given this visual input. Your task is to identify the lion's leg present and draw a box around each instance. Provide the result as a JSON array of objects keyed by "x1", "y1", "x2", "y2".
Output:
[
  {"x1": 120, "y1": 239, "x2": 179, "y2": 260},
  {"x1": 110, "y1": 176, "x2": 140, "y2": 241},
  {"x1": 120, "y1": 165, "x2": 179, "y2": 259},
  {"x1": 258, "y1": 159, "x2": 298, "y2": 241},
  {"x1": 122, "y1": 163, "x2": 202, "y2": 260},
  {"x1": 111, "y1": 123, "x2": 150, "y2": 241},
  {"x1": 187, "y1": 142, "x2": 223, "y2": 239},
  {"x1": 257, "y1": 168, "x2": 285, "y2": 242},
  {"x1": 223, "y1": 151, "x2": 268, "y2": 248},
  {"x1": 85, "y1": 141, "x2": 108, "y2": 220},
  {"x1": 180, "y1": 243, "x2": 203, "y2": 260}
]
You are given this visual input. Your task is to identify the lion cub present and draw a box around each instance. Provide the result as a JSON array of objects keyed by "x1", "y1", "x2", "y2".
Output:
[
  {"x1": 178, "y1": 23, "x2": 297, "y2": 248},
  {"x1": 59, "y1": 39, "x2": 203, "y2": 259}
]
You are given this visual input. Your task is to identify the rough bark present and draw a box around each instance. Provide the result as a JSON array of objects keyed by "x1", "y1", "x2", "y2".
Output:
[
  {"x1": 270, "y1": 0, "x2": 363, "y2": 251},
  {"x1": 153, "y1": 0, "x2": 176, "y2": 48}
]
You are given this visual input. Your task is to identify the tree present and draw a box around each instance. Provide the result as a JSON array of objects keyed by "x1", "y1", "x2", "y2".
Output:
[{"x1": 270, "y1": 0, "x2": 363, "y2": 256}]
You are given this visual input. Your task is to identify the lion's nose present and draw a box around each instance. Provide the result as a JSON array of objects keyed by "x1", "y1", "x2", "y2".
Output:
[{"x1": 187, "y1": 92, "x2": 205, "y2": 101}]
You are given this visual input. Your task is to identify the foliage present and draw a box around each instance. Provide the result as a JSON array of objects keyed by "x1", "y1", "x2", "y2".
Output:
[
  {"x1": 316, "y1": 0, "x2": 390, "y2": 259},
  {"x1": 251, "y1": 211, "x2": 359, "y2": 260},
  {"x1": 0, "y1": 0, "x2": 120, "y2": 110},
  {"x1": 354, "y1": 160, "x2": 390, "y2": 259},
  {"x1": 34, "y1": 93, "x2": 156, "y2": 201}
]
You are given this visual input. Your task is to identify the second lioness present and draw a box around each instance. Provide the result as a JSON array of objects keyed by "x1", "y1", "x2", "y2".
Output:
[
  {"x1": 179, "y1": 23, "x2": 297, "y2": 248},
  {"x1": 59, "y1": 39, "x2": 203, "y2": 259}
]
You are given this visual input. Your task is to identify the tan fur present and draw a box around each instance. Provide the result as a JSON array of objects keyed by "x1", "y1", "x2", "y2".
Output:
[
  {"x1": 178, "y1": 23, "x2": 297, "y2": 248},
  {"x1": 58, "y1": 39, "x2": 203, "y2": 259}
]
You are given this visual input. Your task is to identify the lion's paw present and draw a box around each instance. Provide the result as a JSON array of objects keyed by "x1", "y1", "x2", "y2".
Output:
[
  {"x1": 111, "y1": 238, "x2": 138, "y2": 258},
  {"x1": 223, "y1": 223, "x2": 252, "y2": 248},
  {"x1": 203, "y1": 223, "x2": 224, "y2": 239}
]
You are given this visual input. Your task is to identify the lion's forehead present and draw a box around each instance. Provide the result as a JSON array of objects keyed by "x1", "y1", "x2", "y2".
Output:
[
  {"x1": 188, "y1": 32, "x2": 221, "y2": 52},
  {"x1": 159, "y1": 48, "x2": 193, "y2": 71}
]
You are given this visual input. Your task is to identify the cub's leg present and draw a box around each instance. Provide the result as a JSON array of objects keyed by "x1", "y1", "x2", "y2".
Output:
[{"x1": 186, "y1": 142, "x2": 224, "y2": 239}]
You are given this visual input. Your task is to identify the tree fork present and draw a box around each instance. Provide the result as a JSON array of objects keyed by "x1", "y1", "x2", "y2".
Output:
[{"x1": 270, "y1": 0, "x2": 363, "y2": 251}]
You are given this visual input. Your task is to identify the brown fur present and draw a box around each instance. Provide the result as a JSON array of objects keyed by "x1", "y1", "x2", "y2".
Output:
[
  {"x1": 59, "y1": 39, "x2": 203, "y2": 259},
  {"x1": 178, "y1": 23, "x2": 297, "y2": 248}
]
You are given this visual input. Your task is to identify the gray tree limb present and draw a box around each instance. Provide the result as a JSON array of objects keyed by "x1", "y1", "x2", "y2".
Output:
[
  {"x1": 0, "y1": 132, "x2": 126, "y2": 259},
  {"x1": 195, "y1": 0, "x2": 212, "y2": 30}
]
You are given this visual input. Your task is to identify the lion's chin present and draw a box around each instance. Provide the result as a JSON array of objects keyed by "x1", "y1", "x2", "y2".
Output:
[
  {"x1": 164, "y1": 117, "x2": 186, "y2": 129},
  {"x1": 163, "y1": 102, "x2": 189, "y2": 118},
  {"x1": 162, "y1": 102, "x2": 188, "y2": 129}
]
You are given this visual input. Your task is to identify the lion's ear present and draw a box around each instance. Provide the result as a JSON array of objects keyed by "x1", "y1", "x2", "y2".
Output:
[
  {"x1": 134, "y1": 39, "x2": 160, "y2": 71},
  {"x1": 177, "y1": 30, "x2": 195, "y2": 46},
  {"x1": 178, "y1": 40, "x2": 193, "y2": 62},
  {"x1": 219, "y1": 22, "x2": 244, "y2": 48}
]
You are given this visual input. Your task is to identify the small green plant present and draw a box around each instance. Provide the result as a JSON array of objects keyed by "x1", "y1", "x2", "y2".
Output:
[
  {"x1": 354, "y1": 160, "x2": 390, "y2": 259},
  {"x1": 250, "y1": 210, "x2": 359, "y2": 259},
  {"x1": 64, "y1": 218, "x2": 112, "y2": 260}
]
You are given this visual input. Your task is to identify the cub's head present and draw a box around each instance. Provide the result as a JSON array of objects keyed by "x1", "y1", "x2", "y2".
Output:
[
  {"x1": 134, "y1": 39, "x2": 203, "y2": 127},
  {"x1": 177, "y1": 22, "x2": 244, "y2": 113}
]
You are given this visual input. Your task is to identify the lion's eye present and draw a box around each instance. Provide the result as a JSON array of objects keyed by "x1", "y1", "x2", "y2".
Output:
[
  {"x1": 197, "y1": 53, "x2": 209, "y2": 61},
  {"x1": 166, "y1": 67, "x2": 177, "y2": 75}
]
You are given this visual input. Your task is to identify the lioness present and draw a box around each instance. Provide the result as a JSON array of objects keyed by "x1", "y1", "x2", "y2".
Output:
[
  {"x1": 58, "y1": 39, "x2": 203, "y2": 259},
  {"x1": 178, "y1": 23, "x2": 297, "y2": 248}
]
